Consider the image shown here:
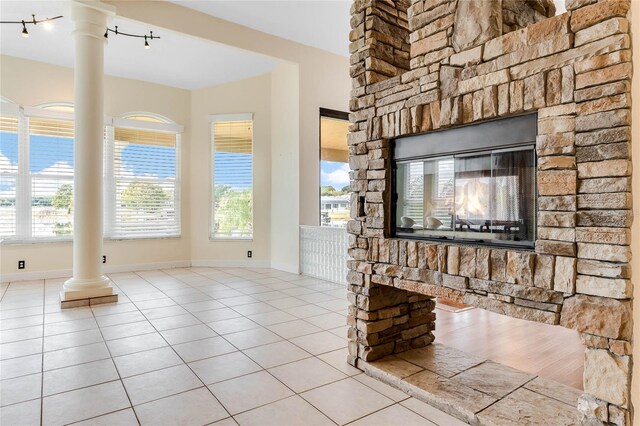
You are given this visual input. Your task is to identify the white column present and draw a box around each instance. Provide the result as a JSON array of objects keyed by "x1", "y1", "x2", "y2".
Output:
[{"x1": 61, "y1": 0, "x2": 117, "y2": 304}]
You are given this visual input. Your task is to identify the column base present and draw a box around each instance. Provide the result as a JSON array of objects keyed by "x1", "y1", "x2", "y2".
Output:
[{"x1": 60, "y1": 275, "x2": 118, "y2": 309}]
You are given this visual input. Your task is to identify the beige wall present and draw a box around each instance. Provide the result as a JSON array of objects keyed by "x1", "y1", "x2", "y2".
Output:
[
  {"x1": 631, "y1": 0, "x2": 639, "y2": 416},
  {"x1": 190, "y1": 73, "x2": 272, "y2": 267},
  {"x1": 270, "y1": 62, "x2": 300, "y2": 273},
  {"x1": 0, "y1": 55, "x2": 192, "y2": 279},
  {"x1": 1, "y1": 2, "x2": 352, "y2": 278},
  {"x1": 107, "y1": 0, "x2": 351, "y2": 271}
]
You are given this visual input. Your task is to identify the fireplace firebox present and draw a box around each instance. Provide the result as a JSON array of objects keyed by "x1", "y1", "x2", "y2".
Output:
[{"x1": 392, "y1": 114, "x2": 537, "y2": 248}]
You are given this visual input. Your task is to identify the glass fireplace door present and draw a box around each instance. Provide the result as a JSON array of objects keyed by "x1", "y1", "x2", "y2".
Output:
[{"x1": 395, "y1": 147, "x2": 536, "y2": 247}]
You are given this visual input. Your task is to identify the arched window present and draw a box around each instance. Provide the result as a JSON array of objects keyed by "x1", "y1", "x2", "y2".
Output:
[
  {"x1": 0, "y1": 101, "x2": 77, "y2": 241},
  {"x1": 0, "y1": 102, "x2": 184, "y2": 242},
  {"x1": 105, "y1": 112, "x2": 183, "y2": 238}
]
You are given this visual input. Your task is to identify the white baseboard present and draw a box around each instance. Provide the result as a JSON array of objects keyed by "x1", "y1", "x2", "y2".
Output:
[
  {"x1": 0, "y1": 260, "x2": 191, "y2": 283},
  {"x1": 1, "y1": 268, "x2": 73, "y2": 283},
  {"x1": 1, "y1": 259, "x2": 302, "y2": 284},
  {"x1": 105, "y1": 260, "x2": 191, "y2": 274},
  {"x1": 191, "y1": 259, "x2": 272, "y2": 269},
  {"x1": 270, "y1": 261, "x2": 300, "y2": 274}
]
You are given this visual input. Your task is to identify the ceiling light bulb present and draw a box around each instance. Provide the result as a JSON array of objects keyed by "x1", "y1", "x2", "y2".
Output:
[
  {"x1": 43, "y1": 20, "x2": 53, "y2": 30},
  {"x1": 144, "y1": 36, "x2": 150, "y2": 49},
  {"x1": 21, "y1": 22, "x2": 29, "y2": 38}
]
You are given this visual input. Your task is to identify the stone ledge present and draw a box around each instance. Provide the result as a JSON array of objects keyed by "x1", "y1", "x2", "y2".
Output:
[{"x1": 358, "y1": 343, "x2": 581, "y2": 425}]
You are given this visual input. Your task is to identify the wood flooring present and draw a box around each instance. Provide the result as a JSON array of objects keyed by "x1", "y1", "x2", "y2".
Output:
[{"x1": 433, "y1": 307, "x2": 584, "y2": 390}]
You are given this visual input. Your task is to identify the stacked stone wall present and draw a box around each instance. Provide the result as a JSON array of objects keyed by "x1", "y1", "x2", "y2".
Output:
[{"x1": 347, "y1": 0, "x2": 634, "y2": 424}]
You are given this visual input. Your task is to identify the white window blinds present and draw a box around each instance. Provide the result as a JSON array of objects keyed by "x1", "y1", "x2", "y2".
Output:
[
  {"x1": 0, "y1": 112, "x2": 19, "y2": 238},
  {"x1": 210, "y1": 114, "x2": 253, "y2": 239},
  {"x1": 108, "y1": 124, "x2": 180, "y2": 238},
  {"x1": 29, "y1": 116, "x2": 75, "y2": 238}
]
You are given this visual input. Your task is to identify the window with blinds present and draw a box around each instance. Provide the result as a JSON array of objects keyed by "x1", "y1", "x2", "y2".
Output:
[
  {"x1": 29, "y1": 117, "x2": 75, "y2": 238},
  {"x1": 210, "y1": 115, "x2": 253, "y2": 239},
  {"x1": 0, "y1": 114, "x2": 19, "y2": 238},
  {"x1": 109, "y1": 126, "x2": 179, "y2": 238}
]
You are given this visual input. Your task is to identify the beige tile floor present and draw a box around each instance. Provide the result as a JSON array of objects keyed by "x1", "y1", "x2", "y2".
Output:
[{"x1": 0, "y1": 267, "x2": 467, "y2": 426}]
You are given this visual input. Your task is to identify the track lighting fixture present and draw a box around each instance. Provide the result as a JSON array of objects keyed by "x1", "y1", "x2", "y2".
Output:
[
  {"x1": 1, "y1": 14, "x2": 63, "y2": 37},
  {"x1": 104, "y1": 26, "x2": 159, "y2": 49}
]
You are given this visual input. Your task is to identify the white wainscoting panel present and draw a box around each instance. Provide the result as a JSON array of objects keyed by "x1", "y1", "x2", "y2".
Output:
[{"x1": 300, "y1": 225, "x2": 348, "y2": 285}]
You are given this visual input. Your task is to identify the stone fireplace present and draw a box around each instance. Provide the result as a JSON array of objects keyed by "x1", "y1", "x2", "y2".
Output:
[{"x1": 346, "y1": 0, "x2": 633, "y2": 424}]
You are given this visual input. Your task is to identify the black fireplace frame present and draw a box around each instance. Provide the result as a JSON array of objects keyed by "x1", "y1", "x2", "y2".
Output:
[{"x1": 390, "y1": 113, "x2": 538, "y2": 250}]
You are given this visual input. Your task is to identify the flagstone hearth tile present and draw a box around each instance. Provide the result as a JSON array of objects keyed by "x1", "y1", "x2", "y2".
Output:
[
  {"x1": 404, "y1": 369, "x2": 496, "y2": 420},
  {"x1": 476, "y1": 388, "x2": 579, "y2": 426},
  {"x1": 523, "y1": 376, "x2": 582, "y2": 406},
  {"x1": 367, "y1": 355, "x2": 424, "y2": 379},
  {"x1": 397, "y1": 343, "x2": 485, "y2": 378},
  {"x1": 450, "y1": 361, "x2": 535, "y2": 399}
]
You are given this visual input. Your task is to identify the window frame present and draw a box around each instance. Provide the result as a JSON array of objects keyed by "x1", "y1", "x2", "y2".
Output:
[
  {"x1": 0, "y1": 104, "x2": 185, "y2": 244},
  {"x1": 209, "y1": 113, "x2": 254, "y2": 241},
  {"x1": 318, "y1": 108, "x2": 350, "y2": 228},
  {"x1": 105, "y1": 114, "x2": 183, "y2": 240}
]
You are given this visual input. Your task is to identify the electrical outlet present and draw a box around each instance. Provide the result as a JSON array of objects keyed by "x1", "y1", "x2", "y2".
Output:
[
  {"x1": 247, "y1": 251, "x2": 252, "y2": 258},
  {"x1": 18, "y1": 260, "x2": 25, "y2": 269},
  {"x1": 103, "y1": 256, "x2": 106, "y2": 264}
]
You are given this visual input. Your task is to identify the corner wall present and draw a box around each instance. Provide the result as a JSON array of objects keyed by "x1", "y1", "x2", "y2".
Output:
[
  {"x1": 270, "y1": 62, "x2": 300, "y2": 273},
  {"x1": 190, "y1": 73, "x2": 272, "y2": 268}
]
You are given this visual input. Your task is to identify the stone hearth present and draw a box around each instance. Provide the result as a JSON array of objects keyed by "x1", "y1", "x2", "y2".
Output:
[
  {"x1": 360, "y1": 343, "x2": 581, "y2": 425},
  {"x1": 346, "y1": 0, "x2": 633, "y2": 424}
]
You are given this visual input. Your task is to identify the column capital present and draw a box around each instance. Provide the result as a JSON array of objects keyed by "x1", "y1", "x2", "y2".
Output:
[{"x1": 71, "y1": 0, "x2": 116, "y2": 40}]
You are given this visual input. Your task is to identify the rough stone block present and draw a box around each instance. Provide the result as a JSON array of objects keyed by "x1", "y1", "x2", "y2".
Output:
[
  {"x1": 538, "y1": 227, "x2": 575, "y2": 242},
  {"x1": 570, "y1": 0, "x2": 630, "y2": 32},
  {"x1": 536, "y1": 133, "x2": 575, "y2": 156},
  {"x1": 575, "y1": 109, "x2": 631, "y2": 132},
  {"x1": 447, "y1": 246, "x2": 460, "y2": 275},
  {"x1": 577, "y1": 159, "x2": 631, "y2": 179},
  {"x1": 574, "y1": 17, "x2": 628, "y2": 47},
  {"x1": 554, "y1": 256, "x2": 576, "y2": 294},
  {"x1": 506, "y1": 252, "x2": 534, "y2": 286},
  {"x1": 459, "y1": 247, "x2": 476, "y2": 278},
  {"x1": 584, "y1": 348, "x2": 630, "y2": 408},
  {"x1": 575, "y1": 81, "x2": 630, "y2": 103},
  {"x1": 577, "y1": 193, "x2": 631, "y2": 210},
  {"x1": 538, "y1": 195, "x2": 576, "y2": 212},
  {"x1": 535, "y1": 240, "x2": 576, "y2": 257},
  {"x1": 575, "y1": 63, "x2": 632, "y2": 90},
  {"x1": 538, "y1": 170, "x2": 577, "y2": 196},
  {"x1": 577, "y1": 259, "x2": 630, "y2": 279},
  {"x1": 576, "y1": 142, "x2": 630, "y2": 163},
  {"x1": 576, "y1": 275, "x2": 632, "y2": 299},
  {"x1": 451, "y1": 0, "x2": 501, "y2": 52},
  {"x1": 523, "y1": 73, "x2": 545, "y2": 110},
  {"x1": 538, "y1": 156, "x2": 576, "y2": 171},
  {"x1": 577, "y1": 243, "x2": 631, "y2": 263},
  {"x1": 577, "y1": 394, "x2": 609, "y2": 422},
  {"x1": 577, "y1": 210, "x2": 632, "y2": 228},
  {"x1": 560, "y1": 294, "x2": 632, "y2": 340},
  {"x1": 533, "y1": 255, "x2": 554, "y2": 290},
  {"x1": 509, "y1": 79, "x2": 524, "y2": 113},
  {"x1": 490, "y1": 250, "x2": 507, "y2": 282},
  {"x1": 538, "y1": 211, "x2": 576, "y2": 228},
  {"x1": 578, "y1": 177, "x2": 631, "y2": 194},
  {"x1": 575, "y1": 126, "x2": 630, "y2": 147},
  {"x1": 475, "y1": 248, "x2": 490, "y2": 280}
]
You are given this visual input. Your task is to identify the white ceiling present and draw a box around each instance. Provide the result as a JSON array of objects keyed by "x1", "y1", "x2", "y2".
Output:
[
  {"x1": 0, "y1": 1, "x2": 278, "y2": 90},
  {"x1": 170, "y1": 0, "x2": 352, "y2": 57},
  {"x1": 1, "y1": 1, "x2": 569, "y2": 89}
]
